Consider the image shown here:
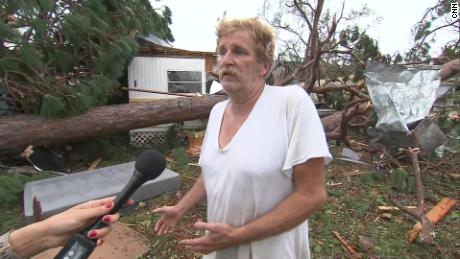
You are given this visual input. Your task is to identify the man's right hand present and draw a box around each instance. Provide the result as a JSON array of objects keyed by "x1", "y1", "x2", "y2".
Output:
[{"x1": 152, "y1": 206, "x2": 183, "y2": 235}]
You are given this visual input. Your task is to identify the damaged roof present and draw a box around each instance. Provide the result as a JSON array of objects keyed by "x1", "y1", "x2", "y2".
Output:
[{"x1": 138, "y1": 33, "x2": 216, "y2": 58}]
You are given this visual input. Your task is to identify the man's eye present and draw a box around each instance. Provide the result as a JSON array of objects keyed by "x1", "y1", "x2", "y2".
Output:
[
  {"x1": 218, "y1": 49, "x2": 226, "y2": 56},
  {"x1": 235, "y1": 48, "x2": 246, "y2": 55}
]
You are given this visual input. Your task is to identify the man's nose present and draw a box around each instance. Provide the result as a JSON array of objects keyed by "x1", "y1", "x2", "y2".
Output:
[{"x1": 218, "y1": 52, "x2": 234, "y2": 66}]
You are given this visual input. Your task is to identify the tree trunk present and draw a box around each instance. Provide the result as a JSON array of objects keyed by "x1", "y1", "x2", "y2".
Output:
[
  {"x1": 0, "y1": 95, "x2": 345, "y2": 156},
  {"x1": 440, "y1": 58, "x2": 460, "y2": 81},
  {"x1": 0, "y1": 95, "x2": 226, "y2": 155}
]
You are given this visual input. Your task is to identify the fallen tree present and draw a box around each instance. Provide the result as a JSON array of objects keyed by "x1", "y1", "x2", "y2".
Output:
[
  {"x1": 0, "y1": 95, "x2": 226, "y2": 156},
  {"x1": 440, "y1": 58, "x2": 460, "y2": 81},
  {"x1": 0, "y1": 93, "x2": 350, "y2": 156},
  {"x1": 2, "y1": 57, "x2": 455, "y2": 157}
]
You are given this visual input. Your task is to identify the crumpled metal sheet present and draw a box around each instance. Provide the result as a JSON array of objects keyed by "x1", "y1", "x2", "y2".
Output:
[
  {"x1": 365, "y1": 63, "x2": 441, "y2": 132},
  {"x1": 368, "y1": 118, "x2": 447, "y2": 156}
]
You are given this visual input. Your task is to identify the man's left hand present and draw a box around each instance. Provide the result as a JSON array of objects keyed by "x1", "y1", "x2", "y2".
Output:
[{"x1": 179, "y1": 221, "x2": 240, "y2": 254}]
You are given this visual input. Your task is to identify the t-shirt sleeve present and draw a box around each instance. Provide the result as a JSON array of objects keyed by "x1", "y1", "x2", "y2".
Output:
[{"x1": 282, "y1": 89, "x2": 333, "y2": 173}]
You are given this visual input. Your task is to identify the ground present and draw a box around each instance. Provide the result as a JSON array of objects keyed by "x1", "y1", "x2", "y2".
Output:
[{"x1": 1, "y1": 137, "x2": 459, "y2": 258}]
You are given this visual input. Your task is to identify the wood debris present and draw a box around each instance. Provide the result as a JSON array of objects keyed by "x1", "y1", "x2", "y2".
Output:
[
  {"x1": 407, "y1": 197, "x2": 457, "y2": 243},
  {"x1": 88, "y1": 157, "x2": 102, "y2": 170},
  {"x1": 378, "y1": 205, "x2": 416, "y2": 212},
  {"x1": 332, "y1": 231, "x2": 361, "y2": 258}
]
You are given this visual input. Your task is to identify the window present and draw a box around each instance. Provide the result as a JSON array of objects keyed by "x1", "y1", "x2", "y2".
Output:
[{"x1": 167, "y1": 71, "x2": 202, "y2": 93}]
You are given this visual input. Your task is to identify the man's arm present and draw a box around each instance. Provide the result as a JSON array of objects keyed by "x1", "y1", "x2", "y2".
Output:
[
  {"x1": 180, "y1": 157, "x2": 327, "y2": 253},
  {"x1": 235, "y1": 157, "x2": 327, "y2": 242},
  {"x1": 176, "y1": 174, "x2": 207, "y2": 215}
]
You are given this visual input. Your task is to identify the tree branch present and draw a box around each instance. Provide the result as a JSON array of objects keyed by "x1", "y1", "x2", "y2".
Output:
[
  {"x1": 274, "y1": 24, "x2": 309, "y2": 47},
  {"x1": 413, "y1": 19, "x2": 460, "y2": 56},
  {"x1": 293, "y1": 0, "x2": 313, "y2": 32},
  {"x1": 311, "y1": 82, "x2": 368, "y2": 99}
]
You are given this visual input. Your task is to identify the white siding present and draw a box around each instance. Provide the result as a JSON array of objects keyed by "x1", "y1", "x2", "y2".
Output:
[{"x1": 127, "y1": 57, "x2": 205, "y2": 101}]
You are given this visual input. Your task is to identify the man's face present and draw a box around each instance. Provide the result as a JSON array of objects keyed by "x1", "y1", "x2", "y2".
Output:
[{"x1": 217, "y1": 30, "x2": 268, "y2": 94}]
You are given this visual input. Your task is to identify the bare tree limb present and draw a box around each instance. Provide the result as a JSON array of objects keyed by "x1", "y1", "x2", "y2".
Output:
[
  {"x1": 273, "y1": 24, "x2": 309, "y2": 47},
  {"x1": 311, "y1": 82, "x2": 368, "y2": 99},
  {"x1": 407, "y1": 147, "x2": 426, "y2": 216},
  {"x1": 417, "y1": 0, "x2": 443, "y2": 27},
  {"x1": 293, "y1": 0, "x2": 313, "y2": 32},
  {"x1": 324, "y1": 98, "x2": 371, "y2": 142},
  {"x1": 413, "y1": 19, "x2": 460, "y2": 57},
  {"x1": 390, "y1": 147, "x2": 434, "y2": 244}
]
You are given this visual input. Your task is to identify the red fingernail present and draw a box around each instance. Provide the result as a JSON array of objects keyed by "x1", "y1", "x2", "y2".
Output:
[
  {"x1": 106, "y1": 202, "x2": 113, "y2": 208},
  {"x1": 103, "y1": 215, "x2": 111, "y2": 223},
  {"x1": 89, "y1": 231, "x2": 97, "y2": 238}
]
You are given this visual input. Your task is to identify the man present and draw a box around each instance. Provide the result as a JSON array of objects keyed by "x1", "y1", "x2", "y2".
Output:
[{"x1": 153, "y1": 17, "x2": 331, "y2": 259}]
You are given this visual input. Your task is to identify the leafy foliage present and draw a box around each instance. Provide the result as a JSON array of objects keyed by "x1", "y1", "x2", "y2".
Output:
[
  {"x1": 407, "y1": 0, "x2": 460, "y2": 61},
  {"x1": 0, "y1": 0, "x2": 173, "y2": 118},
  {"x1": 160, "y1": 124, "x2": 186, "y2": 153},
  {"x1": 324, "y1": 90, "x2": 346, "y2": 110},
  {"x1": 171, "y1": 147, "x2": 189, "y2": 167},
  {"x1": 338, "y1": 25, "x2": 386, "y2": 81}
]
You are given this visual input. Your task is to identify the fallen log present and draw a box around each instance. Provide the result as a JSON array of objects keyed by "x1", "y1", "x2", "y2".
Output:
[
  {"x1": 0, "y1": 95, "x2": 227, "y2": 156},
  {"x1": 440, "y1": 58, "x2": 460, "y2": 81},
  {"x1": 0, "y1": 94, "x2": 347, "y2": 157}
]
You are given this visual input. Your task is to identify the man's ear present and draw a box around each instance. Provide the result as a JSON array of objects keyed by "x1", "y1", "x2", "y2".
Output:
[{"x1": 261, "y1": 62, "x2": 270, "y2": 77}]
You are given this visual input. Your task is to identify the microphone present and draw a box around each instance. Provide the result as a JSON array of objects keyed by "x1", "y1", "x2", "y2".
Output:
[{"x1": 54, "y1": 149, "x2": 166, "y2": 259}]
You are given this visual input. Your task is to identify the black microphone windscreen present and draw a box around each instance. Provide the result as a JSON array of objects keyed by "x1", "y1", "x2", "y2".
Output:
[{"x1": 135, "y1": 149, "x2": 166, "y2": 180}]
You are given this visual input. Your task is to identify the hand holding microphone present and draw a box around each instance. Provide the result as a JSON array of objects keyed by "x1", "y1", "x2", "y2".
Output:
[
  {"x1": 54, "y1": 150, "x2": 166, "y2": 259},
  {"x1": 7, "y1": 197, "x2": 126, "y2": 258}
]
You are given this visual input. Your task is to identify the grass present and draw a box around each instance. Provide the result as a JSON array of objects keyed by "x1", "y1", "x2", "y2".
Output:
[
  {"x1": 0, "y1": 171, "x2": 56, "y2": 233},
  {"x1": 1, "y1": 138, "x2": 459, "y2": 258},
  {"x1": 308, "y1": 158, "x2": 460, "y2": 258}
]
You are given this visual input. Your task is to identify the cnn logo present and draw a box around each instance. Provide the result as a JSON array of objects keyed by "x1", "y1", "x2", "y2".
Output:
[{"x1": 452, "y1": 3, "x2": 459, "y2": 19}]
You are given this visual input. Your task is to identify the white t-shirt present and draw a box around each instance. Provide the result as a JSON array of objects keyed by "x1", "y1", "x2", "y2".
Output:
[{"x1": 199, "y1": 85, "x2": 332, "y2": 259}]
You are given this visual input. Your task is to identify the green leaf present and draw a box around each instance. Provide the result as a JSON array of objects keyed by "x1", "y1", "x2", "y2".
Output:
[
  {"x1": 0, "y1": 58, "x2": 20, "y2": 71},
  {"x1": 38, "y1": 0, "x2": 55, "y2": 12},
  {"x1": 32, "y1": 18, "x2": 47, "y2": 36},
  {"x1": 49, "y1": 50, "x2": 76, "y2": 72},
  {"x1": 1, "y1": 0, "x2": 173, "y2": 117},
  {"x1": 19, "y1": 44, "x2": 44, "y2": 70},
  {"x1": 0, "y1": 22, "x2": 13, "y2": 38},
  {"x1": 40, "y1": 94, "x2": 67, "y2": 118}
]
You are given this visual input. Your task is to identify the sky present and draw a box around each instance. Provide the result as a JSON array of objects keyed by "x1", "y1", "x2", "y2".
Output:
[{"x1": 151, "y1": 0, "x2": 458, "y2": 56}]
